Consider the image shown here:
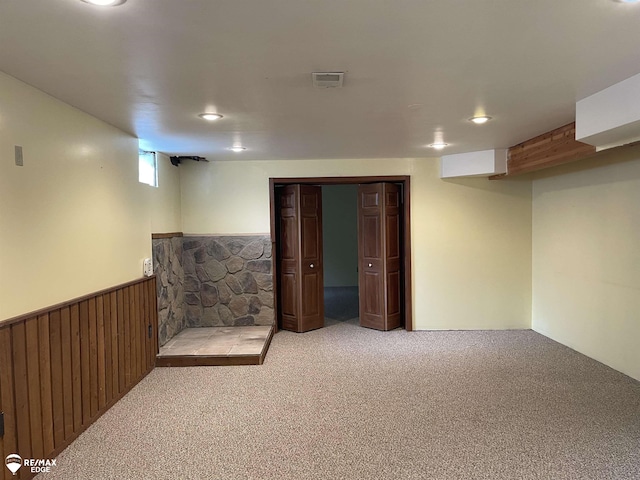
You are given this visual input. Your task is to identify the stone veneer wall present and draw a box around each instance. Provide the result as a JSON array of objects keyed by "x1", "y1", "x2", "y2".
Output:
[
  {"x1": 152, "y1": 236, "x2": 185, "y2": 346},
  {"x1": 153, "y1": 235, "x2": 274, "y2": 345},
  {"x1": 182, "y1": 235, "x2": 274, "y2": 328}
]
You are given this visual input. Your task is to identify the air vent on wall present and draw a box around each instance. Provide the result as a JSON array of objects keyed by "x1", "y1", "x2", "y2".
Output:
[{"x1": 312, "y1": 72, "x2": 344, "y2": 88}]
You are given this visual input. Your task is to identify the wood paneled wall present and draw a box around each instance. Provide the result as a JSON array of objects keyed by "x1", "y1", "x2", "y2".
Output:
[{"x1": 0, "y1": 277, "x2": 157, "y2": 480}]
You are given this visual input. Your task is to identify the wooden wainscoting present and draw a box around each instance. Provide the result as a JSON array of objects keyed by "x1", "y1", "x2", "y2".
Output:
[{"x1": 0, "y1": 277, "x2": 158, "y2": 480}]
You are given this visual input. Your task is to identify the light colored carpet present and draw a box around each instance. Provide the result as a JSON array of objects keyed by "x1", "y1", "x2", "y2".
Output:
[{"x1": 37, "y1": 319, "x2": 640, "y2": 479}]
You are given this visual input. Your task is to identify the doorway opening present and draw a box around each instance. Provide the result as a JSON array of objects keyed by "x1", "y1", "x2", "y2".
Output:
[
  {"x1": 269, "y1": 176, "x2": 412, "y2": 333},
  {"x1": 322, "y1": 185, "x2": 359, "y2": 323}
]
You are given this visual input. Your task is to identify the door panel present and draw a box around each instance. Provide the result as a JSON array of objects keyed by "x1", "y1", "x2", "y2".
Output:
[
  {"x1": 386, "y1": 214, "x2": 400, "y2": 259},
  {"x1": 362, "y1": 191, "x2": 380, "y2": 208},
  {"x1": 302, "y1": 272, "x2": 321, "y2": 316},
  {"x1": 281, "y1": 217, "x2": 297, "y2": 260},
  {"x1": 384, "y1": 184, "x2": 402, "y2": 329},
  {"x1": 301, "y1": 190, "x2": 319, "y2": 209},
  {"x1": 281, "y1": 273, "x2": 298, "y2": 331},
  {"x1": 362, "y1": 215, "x2": 381, "y2": 258},
  {"x1": 298, "y1": 185, "x2": 324, "y2": 331},
  {"x1": 387, "y1": 271, "x2": 401, "y2": 316},
  {"x1": 358, "y1": 183, "x2": 402, "y2": 331},
  {"x1": 302, "y1": 217, "x2": 320, "y2": 259},
  {"x1": 386, "y1": 190, "x2": 399, "y2": 207},
  {"x1": 277, "y1": 185, "x2": 324, "y2": 332},
  {"x1": 281, "y1": 274, "x2": 297, "y2": 317},
  {"x1": 361, "y1": 271, "x2": 384, "y2": 329},
  {"x1": 278, "y1": 186, "x2": 300, "y2": 331}
]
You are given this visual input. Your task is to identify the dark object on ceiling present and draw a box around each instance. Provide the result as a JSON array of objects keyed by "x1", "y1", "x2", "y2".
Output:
[{"x1": 170, "y1": 155, "x2": 208, "y2": 167}]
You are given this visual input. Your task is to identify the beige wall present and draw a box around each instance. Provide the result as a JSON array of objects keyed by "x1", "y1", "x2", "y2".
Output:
[
  {"x1": 180, "y1": 158, "x2": 413, "y2": 234},
  {"x1": 0, "y1": 72, "x2": 181, "y2": 322},
  {"x1": 4, "y1": 62, "x2": 637, "y2": 380},
  {"x1": 180, "y1": 157, "x2": 533, "y2": 330},
  {"x1": 532, "y1": 148, "x2": 640, "y2": 381},
  {"x1": 151, "y1": 152, "x2": 182, "y2": 233},
  {"x1": 412, "y1": 162, "x2": 532, "y2": 330}
]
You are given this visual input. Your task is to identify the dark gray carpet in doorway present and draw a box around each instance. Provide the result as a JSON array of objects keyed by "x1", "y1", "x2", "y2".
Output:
[
  {"x1": 324, "y1": 286, "x2": 359, "y2": 320},
  {"x1": 37, "y1": 320, "x2": 640, "y2": 479}
]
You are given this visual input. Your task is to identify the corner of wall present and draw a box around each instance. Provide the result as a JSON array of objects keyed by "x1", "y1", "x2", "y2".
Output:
[{"x1": 153, "y1": 234, "x2": 275, "y2": 345}]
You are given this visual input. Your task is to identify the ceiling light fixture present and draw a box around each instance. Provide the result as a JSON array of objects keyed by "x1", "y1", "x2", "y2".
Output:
[
  {"x1": 199, "y1": 113, "x2": 223, "y2": 121},
  {"x1": 81, "y1": 0, "x2": 127, "y2": 6},
  {"x1": 429, "y1": 143, "x2": 449, "y2": 150},
  {"x1": 469, "y1": 115, "x2": 492, "y2": 125},
  {"x1": 228, "y1": 146, "x2": 246, "y2": 152},
  {"x1": 615, "y1": 0, "x2": 640, "y2": 3}
]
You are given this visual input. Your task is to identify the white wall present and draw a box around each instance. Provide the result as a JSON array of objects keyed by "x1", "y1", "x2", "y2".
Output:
[
  {"x1": 0, "y1": 72, "x2": 181, "y2": 322},
  {"x1": 532, "y1": 148, "x2": 640, "y2": 381},
  {"x1": 180, "y1": 157, "x2": 532, "y2": 330}
]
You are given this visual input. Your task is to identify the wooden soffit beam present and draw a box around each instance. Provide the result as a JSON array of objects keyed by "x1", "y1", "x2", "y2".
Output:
[{"x1": 490, "y1": 122, "x2": 597, "y2": 179}]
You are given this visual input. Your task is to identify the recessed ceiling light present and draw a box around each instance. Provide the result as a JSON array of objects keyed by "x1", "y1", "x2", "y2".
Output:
[
  {"x1": 81, "y1": 0, "x2": 127, "y2": 6},
  {"x1": 228, "y1": 146, "x2": 246, "y2": 152},
  {"x1": 429, "y1": 143, "x2": 449, "y2": 150},
  {"x1": 199, "y1": 113, "x2": 223, "y2": 121},
  {"x1": 469, "y1": 115, "x2": 492, "y2": 125}
]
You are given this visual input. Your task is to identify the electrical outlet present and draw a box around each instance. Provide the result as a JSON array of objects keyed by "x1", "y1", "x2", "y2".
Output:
[{"x1": 143, "y1": 258, "x2": 153, "y2": 277}]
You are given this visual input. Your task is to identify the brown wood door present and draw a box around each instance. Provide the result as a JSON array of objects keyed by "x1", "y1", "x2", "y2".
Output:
[
  {"x1": 358, "y1": 183, "x2": 402, "y2": 331},
  {"x1": 277, "y1": 184, "x2": 324, "y2": 332}
]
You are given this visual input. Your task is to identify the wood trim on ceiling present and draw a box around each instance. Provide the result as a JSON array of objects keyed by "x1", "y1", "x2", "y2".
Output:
[{"x1": 490, "y1": 122, "x2": 596, "y2": 178}]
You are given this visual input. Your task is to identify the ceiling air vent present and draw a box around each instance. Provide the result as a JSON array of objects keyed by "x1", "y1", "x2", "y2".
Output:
[{"x1": 312, "y1": 72, "x2": 344, "y2": 88}]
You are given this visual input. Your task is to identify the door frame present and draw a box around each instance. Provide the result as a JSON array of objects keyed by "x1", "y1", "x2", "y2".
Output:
[{"x1": 269, "y1": 176, "x2": 412, "y2": 332}]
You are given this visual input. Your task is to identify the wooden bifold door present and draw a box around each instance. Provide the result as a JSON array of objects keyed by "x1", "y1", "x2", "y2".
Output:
[
  {"x1": 276, "y1": 181, "x2": 403, "y2": 333},
  {"x1": 358, "y1": 183, "x2": 402, "y2": 331},
  {"x1": 277, "y1": 185, "x2": 325, "y2": 332}
]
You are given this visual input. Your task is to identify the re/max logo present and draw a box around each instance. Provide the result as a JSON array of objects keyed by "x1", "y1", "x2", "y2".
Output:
[
  {"x1": 23, "y1": 459, "x2": 57, "y2": 467},
  {"x1": 5, "y1": 454, "x2": 58, "y2": 475}
]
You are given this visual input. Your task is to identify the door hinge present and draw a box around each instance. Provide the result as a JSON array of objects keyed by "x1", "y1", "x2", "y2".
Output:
[
  {"x1": 148, "y1": 325, "x2": 152, "y2": 339},
  {"x1": 0, "y1": 411, "x2": 4, "y2": 437}
]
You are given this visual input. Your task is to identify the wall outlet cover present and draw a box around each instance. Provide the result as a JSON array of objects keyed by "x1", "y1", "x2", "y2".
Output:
[{"x1": 143, "y1": 258, "x2": 153, "y2": 277}]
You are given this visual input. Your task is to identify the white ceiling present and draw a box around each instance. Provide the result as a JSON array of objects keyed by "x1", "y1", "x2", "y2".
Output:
[{"x1": 1, "y1": 0, "x2": 640, "y2": 161}]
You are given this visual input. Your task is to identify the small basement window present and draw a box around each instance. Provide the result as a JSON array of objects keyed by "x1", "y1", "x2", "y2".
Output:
[{"x1": 139, "y1": 150, "x2": 158, "y2": 187}]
